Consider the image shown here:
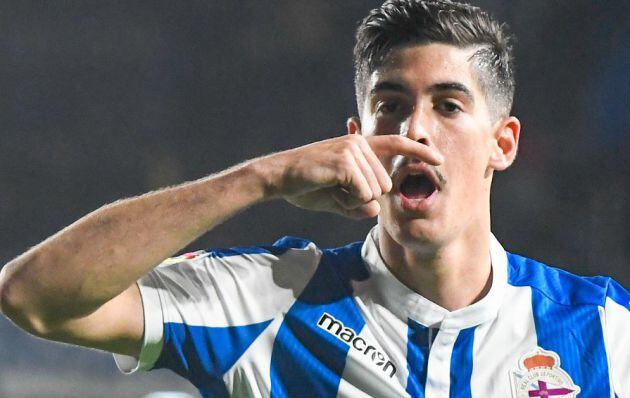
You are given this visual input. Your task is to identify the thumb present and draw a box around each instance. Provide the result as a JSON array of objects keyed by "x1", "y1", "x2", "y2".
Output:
[{"x1": 343, "y1": 200, "x2": 381, "y2": 220}]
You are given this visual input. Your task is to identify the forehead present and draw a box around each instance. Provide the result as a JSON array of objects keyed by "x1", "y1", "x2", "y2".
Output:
[{"x1": 368, "y1": 43, "x2": 482, "y2": 95}]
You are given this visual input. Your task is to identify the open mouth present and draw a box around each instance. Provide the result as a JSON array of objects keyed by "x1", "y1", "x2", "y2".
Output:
[{"x1": 399, "y1": 173, "x2": 437, "y2": 200}]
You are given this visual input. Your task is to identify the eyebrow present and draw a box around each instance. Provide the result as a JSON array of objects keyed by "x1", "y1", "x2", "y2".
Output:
[
  {"x1": 370, "y1": 81, "x2": 412, "y2": 96},
  {"x1": 428, "y1": 82, "x2": 474, "y2": 103},
  {"x1": 370, "y1": 80, "x2": 474, "y2": 103}
]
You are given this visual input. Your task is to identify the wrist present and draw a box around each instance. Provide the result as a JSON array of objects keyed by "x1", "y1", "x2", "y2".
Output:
[{"x1": 245, "y1": 154, "x2": 287, "y2": 201}]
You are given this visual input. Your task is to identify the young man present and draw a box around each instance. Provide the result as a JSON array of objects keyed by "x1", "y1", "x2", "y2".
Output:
[{"x1": 0, "y1": 0, "x2": 628, "y2": 397}]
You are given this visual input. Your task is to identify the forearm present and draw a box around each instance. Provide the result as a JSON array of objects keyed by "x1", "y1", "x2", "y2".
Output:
[
  {"x1": 0, "y1": 133, "x2": 440, "y2": 338},
  {"x1": 0, "y1": 158, "x2": 276, "y2": 327}
]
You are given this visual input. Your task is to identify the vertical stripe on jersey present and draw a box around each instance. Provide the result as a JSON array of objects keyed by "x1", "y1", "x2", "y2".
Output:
[
  {"x1": 270, "y1": 242, "x2": 369, "y2": 398},
  {"x1": 531, "y1": 289, "x2": 610, "y2": 396},
  {"x1": 449, "y1": 327, "x2": 475, "y2": 398},
  {"x1": 507, "y1": 252, "x2": 612, "y2": 397},
  {"x1": 406, "y1": 319, "x2": 430, "y2": 397},
  {"x1": 155, "y1": 320, "x2": 272, "y2": 396}
]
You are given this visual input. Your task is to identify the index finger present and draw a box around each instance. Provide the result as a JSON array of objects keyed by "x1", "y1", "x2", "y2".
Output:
[{"x1": 366, "y1": 135, "x2": 444, "y2": 165}]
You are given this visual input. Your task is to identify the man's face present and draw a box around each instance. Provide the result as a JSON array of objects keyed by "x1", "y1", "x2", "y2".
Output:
[{"x1": 357, "y1": 43, "x2": 517, "y2": 250}]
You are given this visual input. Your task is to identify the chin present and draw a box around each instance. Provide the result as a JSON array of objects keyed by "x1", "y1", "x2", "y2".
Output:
[{"x1": 379, "y1": 213, "x2": 445, "y2": 252}]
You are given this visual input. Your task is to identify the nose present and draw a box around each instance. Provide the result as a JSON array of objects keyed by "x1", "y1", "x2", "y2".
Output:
[{"x1": 403, "y1": 103, "x2": 431, "y2": 146}]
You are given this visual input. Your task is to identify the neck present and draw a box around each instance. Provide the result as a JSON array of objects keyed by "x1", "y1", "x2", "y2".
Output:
[{"x1": 378, "y1": 223, "x2": 492, "y2": 311}]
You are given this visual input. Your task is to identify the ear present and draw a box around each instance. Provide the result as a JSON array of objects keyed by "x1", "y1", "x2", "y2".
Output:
[
  {"x1": 346, "y1": 116, "x2": 361, "y2": 135},
  {"x1": 488, "y1": 116, "x2": 520, "y2": 171}
]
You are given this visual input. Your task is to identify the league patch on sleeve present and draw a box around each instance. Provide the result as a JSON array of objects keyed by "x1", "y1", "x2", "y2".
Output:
[
  {"x1": 509, "y1": 348, "x2": 581, "y2": 397},
  {"x1": 161, "y1": 250, "x2": 208, "y2": 265}
]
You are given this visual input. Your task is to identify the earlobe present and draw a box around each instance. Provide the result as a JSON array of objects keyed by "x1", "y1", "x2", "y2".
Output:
[
  {"x1": 489, "y1": 116, "x2": 520, "y2": 171},
  {"x1": 346, "y1": 116, "x2": 361, "y2": 135}
]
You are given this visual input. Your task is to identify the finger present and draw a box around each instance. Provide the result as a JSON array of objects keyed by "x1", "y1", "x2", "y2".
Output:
[
  {"x1": 357, "y1": 138, "x2": 393, "y2": 193},
  {"x1": 286, "y1": 188, "x2": 360, "y2": 219},
  {"x1": 331, "y1": 186, "x2": 365, "y2": 210},
  {"x1": 350, "y1": 144, "x2": 382, "y2": 199},
  {"x1": 314, "y1": 187, "x2": 376, "y2": 219},
  {"x1": 367, "y1": 135, "x2": 444, "y2": 165},
  {"x1": 344, "y1": 200, "x2": 381, "y2": 219},
  {"x1": 339, "y1": 157, "x2": 374, "y2": 205}
]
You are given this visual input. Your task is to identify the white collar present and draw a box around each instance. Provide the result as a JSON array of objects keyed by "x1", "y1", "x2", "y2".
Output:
[{"x1": 360, "y1": 226, "x2": 508, "y2": 330}]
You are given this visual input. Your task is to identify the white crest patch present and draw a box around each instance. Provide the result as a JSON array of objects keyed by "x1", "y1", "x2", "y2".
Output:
[{"x1": 509, "y1": 348, "x2": 581, "y2": 398}]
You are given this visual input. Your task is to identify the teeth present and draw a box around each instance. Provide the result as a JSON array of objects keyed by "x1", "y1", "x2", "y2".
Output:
[{"x1": 408, "y1": 171, "x2": 424, "y2": 176}]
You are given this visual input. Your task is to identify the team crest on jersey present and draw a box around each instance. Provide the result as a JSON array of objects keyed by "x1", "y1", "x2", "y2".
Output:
[{"x1": 510, "y1": 348, "x2": 580, "y2": 397}]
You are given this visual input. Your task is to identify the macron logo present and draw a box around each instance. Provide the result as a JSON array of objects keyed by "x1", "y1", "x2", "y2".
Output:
[{"x1": 317, "y1": 312, "x2": 397, "y2": 378}]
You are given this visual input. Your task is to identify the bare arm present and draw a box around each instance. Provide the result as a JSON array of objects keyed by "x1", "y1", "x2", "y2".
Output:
[
  {"x1": 0, "y1": 134, "x2": 442, "y2": 357},
  {"x1": 0, "y1": 160, "x2": 272, "y2": 356}
]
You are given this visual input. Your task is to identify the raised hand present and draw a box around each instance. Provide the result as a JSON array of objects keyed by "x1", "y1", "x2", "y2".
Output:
[{"x1": 263, "y1": 134, "x2": 443, "y2": 219}]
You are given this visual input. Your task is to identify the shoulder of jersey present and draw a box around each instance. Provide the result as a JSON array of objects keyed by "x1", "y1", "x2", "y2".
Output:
[
  {"x1": 507, "y1": 251, "x2": 627, "y2": 307},
  {"x1": 159, "y1": 237, "x2": 323, "y2": 267},
  {"x1": 161, "y1": 250, "x2": 209, "y2": 265}
]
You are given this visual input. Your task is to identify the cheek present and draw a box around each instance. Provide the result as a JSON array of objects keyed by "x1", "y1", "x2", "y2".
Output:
[
  {"x1": 374, "y1": 118, "x2": 404, "y2": 136},
  {"x1": 439, "y1": 136, "x2": 490, "y2": 181}
]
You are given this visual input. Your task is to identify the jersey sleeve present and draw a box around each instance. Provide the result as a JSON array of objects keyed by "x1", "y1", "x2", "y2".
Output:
[
  {"x1": 603, "y1": 279, "x2": 630, "y2": 397},
  {"x1": 113, "y1": 237, "x2": 321, "y2": 383}
]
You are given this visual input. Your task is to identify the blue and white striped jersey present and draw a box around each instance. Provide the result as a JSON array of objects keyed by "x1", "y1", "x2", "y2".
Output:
[{"x1": 115, "y1": 227, "x2": 630, "y2": 398}]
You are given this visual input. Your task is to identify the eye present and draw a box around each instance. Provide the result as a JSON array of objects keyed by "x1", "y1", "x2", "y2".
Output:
[
  {"x1": 376, "y1": 100, "x2": 401, "y2": 115},
  {"x1": 436, "y1": 100, "x2": 462, "y2": 115}
]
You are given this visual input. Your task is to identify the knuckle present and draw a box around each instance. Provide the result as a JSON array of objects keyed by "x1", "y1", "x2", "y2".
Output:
[
  {"x1": 357, "y1": 189, "x2": 373, "y2": 203},
  {"x1": 342, "y1": 148, "x2": 355, "y2": 163},
  {"x1": 382, "y1": 178, "x2": 393, "y2": 193},
  {"x1": 389, "y1": 134, "x2": 403, "y2": 144},
  {"x1": 336, "y1": 170, "x2": 351, "y2": 186},
  {"x1": 346, "y1": 135, "x2": 366, "y2": 151},
  {"x1": 368, "y1": 179, "x2": 381, "y2": 197},
  {"x1": 336, "y1": 154, "x2": 354, "y2": 175},
  {"x1": 350, "y1": 143, "x2": 363, "y2": 156},
  {"x1": 347, "y1": 134, "x2": 363, "y2": 143}
]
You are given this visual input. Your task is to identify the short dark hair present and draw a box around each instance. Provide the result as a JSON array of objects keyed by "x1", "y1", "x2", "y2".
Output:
[{"x1": 354, "y1": 0, "x2": 515, "y2": 120}]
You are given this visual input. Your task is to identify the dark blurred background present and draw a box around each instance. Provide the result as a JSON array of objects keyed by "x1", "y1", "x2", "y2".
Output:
[{"x1": 0, "y1": 1, "x2": 628, "y2": 397}]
